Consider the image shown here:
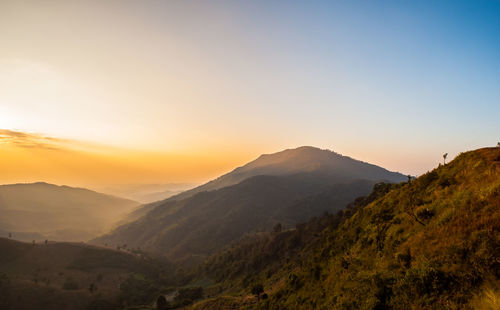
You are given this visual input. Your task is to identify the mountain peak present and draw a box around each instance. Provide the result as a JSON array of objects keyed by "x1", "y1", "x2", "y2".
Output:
[
  {"x1": 260, "y1": 145, "x2": 334, "y2": 155},
  {"x1": 167, "y1": 146, "x2": 406, "y2": 201},
  {"x1": 256, "y1": 146, "x2": 338, "y2": 161}
]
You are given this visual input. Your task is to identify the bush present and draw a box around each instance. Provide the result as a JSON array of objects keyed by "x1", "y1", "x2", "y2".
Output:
[
  {"x1": 156, "y1": 295, "x2": 171, "y2": 310},
  {"x1": 62, "y1": 277, "x2": 79, "y2": 290},
  {"x1": 119, "y1": 275, "x2": 157, "y2": 305},
  {"x1": 174, "y1": 286, "x2": 203, "y2": 302},
  {"x1": 417, "y1": 208, "x2": 435, "y2": 220}
]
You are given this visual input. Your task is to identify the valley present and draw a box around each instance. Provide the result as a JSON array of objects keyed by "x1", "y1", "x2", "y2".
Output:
[
  {"x1": 0, "y1": 183, "x2": 139, "y2": 242},
  {"x1": 1, "y1": 147, "x2": 498, "y2": 309}
]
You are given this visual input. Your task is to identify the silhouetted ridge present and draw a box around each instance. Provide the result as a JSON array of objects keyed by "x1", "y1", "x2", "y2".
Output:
[{"x1": 163, "y1": 146, "x2": 406, "y2": 202}]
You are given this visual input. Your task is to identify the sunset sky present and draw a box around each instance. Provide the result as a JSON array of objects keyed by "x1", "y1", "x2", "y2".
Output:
[{"x1": 1, "y1": 1, "x2": 499, "y2": 188}]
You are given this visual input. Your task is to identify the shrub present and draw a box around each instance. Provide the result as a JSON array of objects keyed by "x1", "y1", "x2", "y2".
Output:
[
  {"x1": 62, "y1": 277, "x2": 79, "y2": 290},
  {"x1": 175, "y1": 286, "x2": 203, "y2": 302}
]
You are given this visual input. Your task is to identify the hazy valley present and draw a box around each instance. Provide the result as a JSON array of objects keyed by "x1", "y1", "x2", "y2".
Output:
[{"x1": 0, "y1": 183, "x2": 139, "y2": 242}]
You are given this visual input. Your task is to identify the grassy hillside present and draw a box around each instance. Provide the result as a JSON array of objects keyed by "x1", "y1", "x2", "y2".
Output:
[
  {"x1": 0, "y1": 238, "x2": 181, "y2": 310},
  {"x1": 93, "y1": 174, "x2": 377, "y2": 264},
  {"x1": 0, "y1": 182, "x2": 139, "y2": 242},
  {"x1": 191, "y1": 147, "x2": 500, "y2": 309}
]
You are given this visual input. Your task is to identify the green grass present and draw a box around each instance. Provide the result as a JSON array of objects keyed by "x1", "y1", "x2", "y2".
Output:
[{"x1": 193, "y1": 147, "x2": 500, "y2": 309}]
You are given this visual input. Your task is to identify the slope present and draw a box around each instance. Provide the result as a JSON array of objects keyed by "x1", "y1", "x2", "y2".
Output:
[
  {"x1": 96, "y1": 147, "x2": 406, "y2": 263},
  {"x1": 194, "y1": 147, "x2": 500, "y2": 309},
  {"x1": 0, "y1": 237, "x2": 179, "y2": 310},
  {"x1": 0, "y1": 182, "x2": 139, "y2": 242},
  {"x1": 94, "y1": 174, "x2": 377, "y2": 263},
  {"x1": 168, "y1": 146, "x2": 406, "y2": 202}
]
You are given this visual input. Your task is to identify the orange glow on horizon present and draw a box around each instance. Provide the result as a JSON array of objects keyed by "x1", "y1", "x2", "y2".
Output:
[{"x1": 0, "y1": 129, "x2": 253, "y2": 188}]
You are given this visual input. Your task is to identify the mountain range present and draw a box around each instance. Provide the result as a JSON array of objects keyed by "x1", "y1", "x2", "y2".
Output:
[
  {"x1": 0, "y1": 146, "x2": 498, "y2": 310},
  {"x1": 0, "y1": 182, "x2": 139, "y2": 242},
  {"x1": 93, "y1": 146, "x2": 406, "y2": 263},
  {"x1": 96, "y1": 183, "x2": 196, "y2": 204}
]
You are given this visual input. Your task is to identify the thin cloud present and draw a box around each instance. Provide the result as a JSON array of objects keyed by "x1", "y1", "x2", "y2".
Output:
[{"x1": 0, "y1": 129, "x2": 68, "y2": 151}]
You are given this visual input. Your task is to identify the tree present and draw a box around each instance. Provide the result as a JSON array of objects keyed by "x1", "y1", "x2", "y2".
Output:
[
  {"x1": 443, "y1": 153, "x2": 448, "y2": 165},
  {"x1": 273, "y1": 223, "x2": 282, "y2": 233},
  {"x1": 497, "y1": 142, "x2": 500, "y2": 147},
  {"x1": 251, "y1": 284, "x2": 264, "y2": 302},
  {"x1": 156, "y1": 295, "x2": 170, "y2": 310},
  {"x1": 119, "y1": 276, "x2": 157, "y2": 305},
  {"x1": 404, "y1": 184, "x2": 426, "y2": 226},
  {"x1": 8, "y1": 232, "x2": 11, "y2": 238},
  {"x1": 0, "y1": 272, "x2": 11, "y2": 309}
]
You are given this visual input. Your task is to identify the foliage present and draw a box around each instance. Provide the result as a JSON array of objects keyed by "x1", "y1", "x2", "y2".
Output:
[
  {"x1": 69, "y1": 247, "x2": 141, "y2": 271},
  {"x1": 195, "y1": 147, "x2": 500, "y2": 309},
  {"x1": 156, "y1": 295, "x2": 171, "y2": 310},
  {"x1": 251, "y1": 284, "x2": 264, "y2": 300},
  {"x1": 62, "y1": 277, "x2": 79, "y2": 290},
  {"x1": 96, "y1": 173, "x2": 378, "y2": 265},
  {"x1": 470, "y1": 284, "x2": 500, "y2": 310},
  {"x1": 119, "y1": 274, "x2": 158, "y2": 306},
  {"x1": 0, "y1": 272, "x2": 11, "y2": 309},
  {"x1": 175, "y1": 286, "x2": 203, "y2": 302}
]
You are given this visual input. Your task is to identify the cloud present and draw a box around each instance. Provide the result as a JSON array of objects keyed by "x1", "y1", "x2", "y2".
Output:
[{"x1": 0, "y1": 129, "x2": 68, "y2": 151}]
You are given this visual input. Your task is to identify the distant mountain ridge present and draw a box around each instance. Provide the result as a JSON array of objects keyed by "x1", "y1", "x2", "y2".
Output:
[
  {"x1": 94, "y1": 146, "x2": 406, "y2": 263},
  {"x1": 96, "y1": 182, "x2": 196, "y2": 203},
  {"x1": 164, "y1": 146, "x2": 406, "y2": 202},
  {"x1": 0, "y1": 182, "x2": 139, "y2": 242}
]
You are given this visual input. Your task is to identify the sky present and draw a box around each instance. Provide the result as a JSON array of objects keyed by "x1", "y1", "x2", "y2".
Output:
[{"x1": 0, "y1": 0, "x2": 499, "y2": 188}]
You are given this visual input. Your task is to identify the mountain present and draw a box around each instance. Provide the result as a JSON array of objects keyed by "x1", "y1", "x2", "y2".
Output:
[
  {"x1": 0, "y1": 182, "x2": 139, "y2": 242},
  {"x1": 192, "y1": 147, "x2": 500, "y2": 309},
  {"x1": 97, "y1": 183, "x2": 196, "y2": 203},
  {"x1": 94, "y1": 147, "x2": 406, "y2": 263},
  {"x1": 169, "y1": 146, "x2": 406, "y2": 202}
]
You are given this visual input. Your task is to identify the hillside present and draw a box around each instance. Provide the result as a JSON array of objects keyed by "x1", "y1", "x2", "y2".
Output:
[
  {"x1": 191, "y1": 147, "x2": 500, "y2": 309},
  {"x1": 0, "y1": 237, "x2": 181, "y2": 310},
  {"x1": 94, "y1": 147, "x2": 406, "y2": 263},
  {"x1": 94, "y1": 174, "x2": 377, "y2": 264},
  {"x1": 0, "y1": 183, "x2": 139, "y2": 242}
]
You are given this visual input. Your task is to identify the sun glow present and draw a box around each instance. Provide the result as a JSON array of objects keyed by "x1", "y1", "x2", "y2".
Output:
[
  {"x1": 0, "y1": 0, "x2": 498, "y2": 186},
  {"x1": 0, "y1": 129, "x2": 251, "y2": 189}
]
